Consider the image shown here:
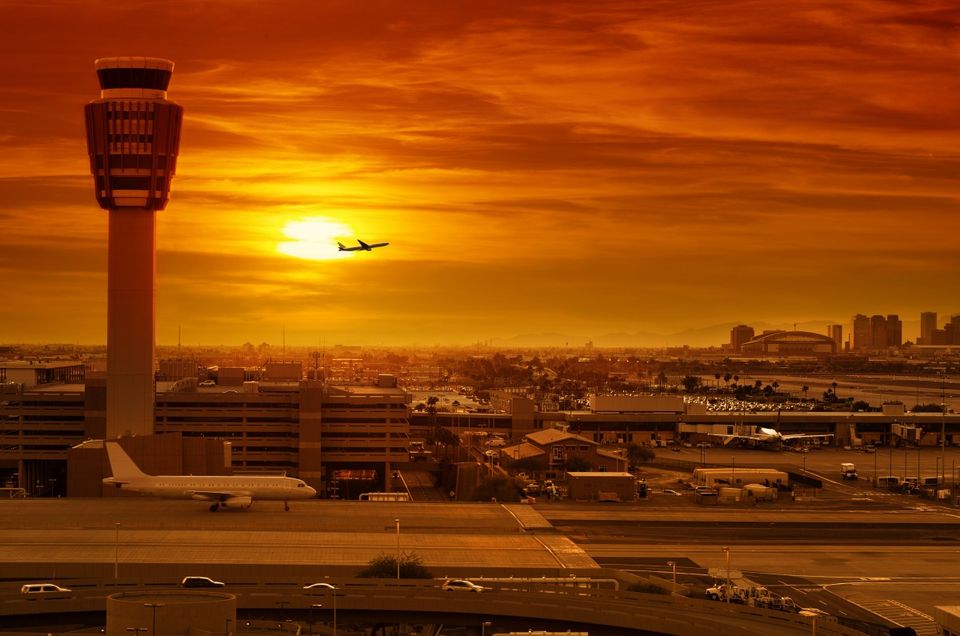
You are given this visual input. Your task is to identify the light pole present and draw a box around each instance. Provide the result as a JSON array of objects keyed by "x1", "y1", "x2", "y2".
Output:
[
  {"x1": 114, "y1": 522, "x2": 120, "y2": 584},
  {"x1": 667, "y1": 561, "x2": 676, "y2": 594},
  {"x1": 722, "y1": 546, "x2": 731, "y2": 603},
  {"x1": 143, "y1": 602, "x2": 164, "y2": 636},
  {"x1": 224, "y1": 618, "x2": 231, "y2": 636},
  {"x1": 310, "y1": 603, "x2": 323, "y2": 636},
  {"x1": 332, "y1": 586, "x2": 338, "y2": 636},
  {"x1": 394, "y1": 518, "x2": 401, "y2": 584},
  {"x1": 481, "y1": 621, "x2": 492, "y2": 636}
]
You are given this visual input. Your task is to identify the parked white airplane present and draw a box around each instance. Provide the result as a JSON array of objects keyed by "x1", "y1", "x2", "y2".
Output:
[
  {"x1": 338, "y1": 239, "x2": 389, "y2": 251},
  {"x1": 708, "y1": 426, "x2": 833, "y2": 448},
  {"x1": 102, "y1": 441, "x2": 316, "y2": 511}
]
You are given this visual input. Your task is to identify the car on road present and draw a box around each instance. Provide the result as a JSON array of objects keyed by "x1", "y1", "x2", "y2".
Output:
[
  {"x1": 181, "y1": 576, "x2": 225, "y2": 588},
  {"x1": 303, "y1": 582, "x2": 337, "y2": 593},
  {"x1": 441, "y1": 579, "x2": 486, "y2": 593},
  {"x1": 198, "y1": 380, "x2": 216, "y2": 387},
  {"x1": 20, "y1": 583, "x2": 71, "y2": 598},
  {"x1": 659, "y1": 489, "x2": 683, "y2": 496}
]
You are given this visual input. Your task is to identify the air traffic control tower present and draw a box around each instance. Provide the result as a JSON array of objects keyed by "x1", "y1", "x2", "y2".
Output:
[{"x1": 84, "y1": 57, "x2": 183, "y2": 438}]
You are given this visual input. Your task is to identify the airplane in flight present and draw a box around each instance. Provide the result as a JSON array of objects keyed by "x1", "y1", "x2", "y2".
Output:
[
  {"x1": 338, "y1": 239, "x2": 389, "y2": 252},
  {"x1": 102, "y1": 441, "x2": 316, "y2": 512},
  {"x1": 708, "y1": 426, "x2": 834, "y2": 449}
]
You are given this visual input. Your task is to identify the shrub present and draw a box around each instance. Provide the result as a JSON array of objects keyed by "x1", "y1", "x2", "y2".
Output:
[{"x1": 357, "y1": 553, "x2": 432, "y2": 579}]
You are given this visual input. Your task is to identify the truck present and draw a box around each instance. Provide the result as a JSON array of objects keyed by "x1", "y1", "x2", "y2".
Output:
[
  {"x1": 705, "y1": 583, "x2": 747, "y2": 604},
  {"x1": 840, "y1": 463, "x2": 857, "y2": 480}
]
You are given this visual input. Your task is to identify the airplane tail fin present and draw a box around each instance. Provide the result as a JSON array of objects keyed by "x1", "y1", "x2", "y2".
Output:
[
  {"x1": 337, "y1": 242, "x2": 347, "y2": 251},
  {"x1": 104, "y1": 442, "x2": 149, "y2": 481}
]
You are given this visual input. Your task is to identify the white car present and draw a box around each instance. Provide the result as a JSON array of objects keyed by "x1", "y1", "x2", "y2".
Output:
[
  {"x1": 659, "y1": 489, "x2": 684, "y2": 496},
  {"x1": 198, "y1": 380, "x2": 216, "y2": 387},
  {"x1": 20, "y1": 583, "x2": 71, "y2": 597},
  {"x1": 303, "y1": 582, "x2": 337, "y2": 593},
  {"x1": 441, "y1": 579, "x2": 486, "y2": 593},
  {"x1": 181, "y1": 576, "x2": 225, "y2": 588}
]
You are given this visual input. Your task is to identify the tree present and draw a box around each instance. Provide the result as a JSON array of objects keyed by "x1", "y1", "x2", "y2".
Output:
[
  {"x1": 626, "y1": 443, "x2": 655, "y2": 466},
  {"x1": 724, "y1": 372, "x2": 733, "y2": 385},
  {"x1": 714, "y1": 373, "x2": 722, "y2": 391},
  {"x1": 563, "y1": 456, "x2": 592, "y2": 472},
  {"x1": 656, "y1": 371, "x2": 668, "y2": 392},
  {"x1": 851, "y1": 400, "x2": 872, "y2": 412},
  {"x1": 470, "y1": 475, "x2": 524, "y2": 502},
  {"x1": 801, "y1": 385, "x2": 809, "y2": 400},
  {"x1": 772, "y1": 380, "x2": 780, "y2": 394},
  {"x1": 426, "y1": 395, "x2": 439, "y2": 415},
  {"x1": 681, "y1": 375, "x2": 702, "y2": 393},
  {"x1": 358, "y1": 553, "x2": 432, "y2": 579},
  {"x1": 831, "y1": 381, "x2": 838, "y2": 399}
]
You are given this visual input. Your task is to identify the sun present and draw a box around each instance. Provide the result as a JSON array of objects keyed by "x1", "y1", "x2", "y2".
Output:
[{"x1": 277, "y1": 217, "x2": 354, "y2": 260}]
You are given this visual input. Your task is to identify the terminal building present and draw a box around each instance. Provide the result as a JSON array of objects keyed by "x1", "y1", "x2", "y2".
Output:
[
  {"x1": 0, "y1": 366, "x2": 408, "y2": 498},
  {"x1": 3, "y1": 370, "x2": 960, "y2": 498}
]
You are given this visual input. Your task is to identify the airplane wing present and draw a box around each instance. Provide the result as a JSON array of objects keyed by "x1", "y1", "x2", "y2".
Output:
[
  {"x1": 707, "y1": 433, "x2": 766, "y2": 441},
  {"x1": 358, "y1": 240, "x2": 370, "y2": 250},
  {"x1": 781, "y1": 433, "x2": 834, "y2": 441},
  {"x1": 188, "y1": 490, "x2": 253, "y2": 502}
]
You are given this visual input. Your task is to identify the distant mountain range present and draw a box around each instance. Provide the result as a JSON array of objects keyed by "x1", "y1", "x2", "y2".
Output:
[{"x1": 497, "y1": 320, "x2": 842, "y2": 349}]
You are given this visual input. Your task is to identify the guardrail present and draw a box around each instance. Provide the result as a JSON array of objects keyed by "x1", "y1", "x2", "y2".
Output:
[{"x1": 0, "y1": 580, "x2": 864, "y2": 636}]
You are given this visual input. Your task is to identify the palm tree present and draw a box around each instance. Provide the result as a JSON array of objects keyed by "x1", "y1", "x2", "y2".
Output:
[
  {"x1": 714, "y1": 373, "x2": 722, "y2": 391},
  {"x1": 772, "y1": 380, "x2": 780, "y2": 394},
  {"x1": 831, "y1": 381, "x2": 838, "y2": 400},
  {"x1": 801, "y1": 385, "x2": 809, "y2": 400}
]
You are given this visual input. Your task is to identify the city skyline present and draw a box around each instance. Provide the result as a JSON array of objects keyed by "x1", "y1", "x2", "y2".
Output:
[{"x1": 2, "y1": 1, "x2": 958, "y2": 346}]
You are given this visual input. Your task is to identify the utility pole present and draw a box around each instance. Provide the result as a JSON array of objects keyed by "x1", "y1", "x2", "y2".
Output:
[
  {"x1": 395, "y1": 518, "x2": 401, "y2": 584},
  {"x1": 722, "y1": 546, "x2": 731, "y2": 603}
]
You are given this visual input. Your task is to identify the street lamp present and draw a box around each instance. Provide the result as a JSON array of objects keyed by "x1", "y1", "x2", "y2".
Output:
[
  {"x1": 143, "y1": 602, "x2": 164, "y2": 636},
  {"x1": 394, "y1": 518, "x2": 401, "y2": 584},
  {"x1": 114, "y1": 522, "x2": 120, "y2": 584},
  {"x1": 481, "y1": 621, "x2": 492, "y2": 636},
  {"x1": 667, "y1": 561, "x2": 677, "y2": 595},
  {"x1": 722, "y1": 546, "x2": 731, "y2": 604}
]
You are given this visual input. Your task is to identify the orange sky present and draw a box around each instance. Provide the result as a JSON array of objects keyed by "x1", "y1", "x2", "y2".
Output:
[{"x1": 1, "y1": 1, "x2": 958, "y2": 347}]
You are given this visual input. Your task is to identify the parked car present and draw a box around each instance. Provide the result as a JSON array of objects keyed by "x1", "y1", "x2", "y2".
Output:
[
  {"x1": 181, "y1": 576, "x2": 225, "y2": 588},
  {"x1": 20, "y1": 583, "x2": 71, "y2": 598},
  {"x1": 441, "y1": 579, "x2": 486, "y2": 593},
  {"x1": 198, "y1": 380, "x2": 216, "y2": 387}
]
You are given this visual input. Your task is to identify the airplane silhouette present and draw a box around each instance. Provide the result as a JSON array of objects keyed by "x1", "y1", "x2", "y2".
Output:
[{"x1": 337, "y1": 239, "x2": 389, "y2": 252}]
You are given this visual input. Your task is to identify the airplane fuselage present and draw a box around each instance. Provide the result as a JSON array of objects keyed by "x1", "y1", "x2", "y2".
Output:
[{"x1": 110, "y1": 476, "x2": 315, "y2": 501}]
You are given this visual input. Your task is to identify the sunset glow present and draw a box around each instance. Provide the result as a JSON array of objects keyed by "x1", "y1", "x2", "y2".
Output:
[{"x1": 1, "y1": 1, "x2": 958, "y2": 346}]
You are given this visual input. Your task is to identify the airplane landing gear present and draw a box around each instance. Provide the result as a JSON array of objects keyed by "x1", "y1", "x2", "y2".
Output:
[
  {"x1": 209, "y1": 503, "x2": 219, "y2": 512},
  {"x1": 284, "y1": 502, "x2": 290, "y2": 512}
]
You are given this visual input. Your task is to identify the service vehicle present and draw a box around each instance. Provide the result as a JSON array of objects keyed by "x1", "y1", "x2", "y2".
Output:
[{"x1": 840, "y1": 463, "x2": 857, "y2": 480}]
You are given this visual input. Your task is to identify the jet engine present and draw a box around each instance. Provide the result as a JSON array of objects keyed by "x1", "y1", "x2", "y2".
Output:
[{"x1": 222, "y1": 496, "x2": 253, "y2": 509}]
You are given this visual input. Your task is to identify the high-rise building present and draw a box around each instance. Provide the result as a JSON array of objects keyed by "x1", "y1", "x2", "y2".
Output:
[
  {"x1": 946, "y1": 316, "x2": 960, "y2": 346},
  {"x1": 886, "y1": 314, "x2": 902, "y2": 347},
  {"x1": 84, "y1": 57, "x2": 184, "y2": 438},
  {"x1": 828, "y1": 324, "x2": 843, "y2": 350},
  {"x1": 850, "y1": 314, "x2": 871, "y2": 351},
  {"x1": 920, "y1": 311, "x2": 938, "y2": 345},
  {"x1": 729, "y1": 324, "x2": 755, "y2": 352},
  {"x1": 870, "y1": 315, "x2": 887, "y2": 349}
]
